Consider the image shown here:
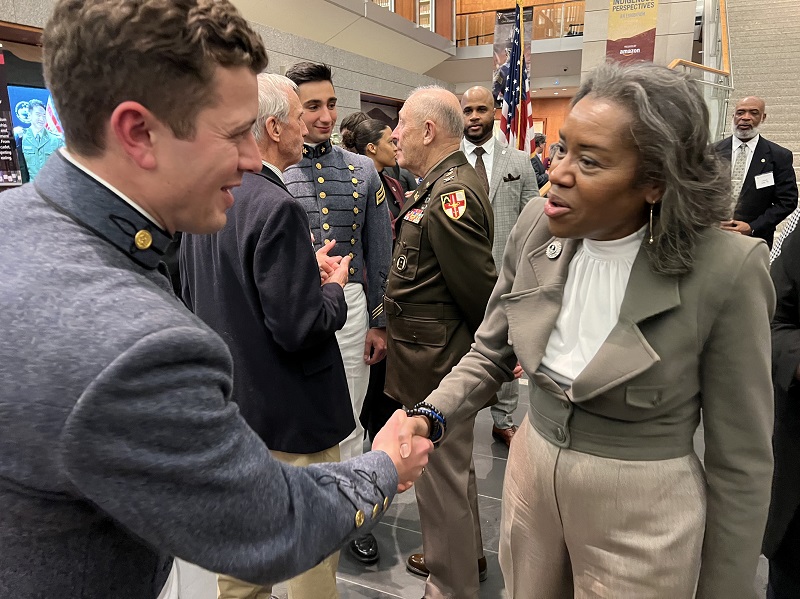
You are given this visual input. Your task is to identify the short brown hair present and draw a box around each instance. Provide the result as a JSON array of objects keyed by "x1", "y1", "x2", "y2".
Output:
[{"x1": 43, "y1": 0, "x2": 268, "y2": 157}]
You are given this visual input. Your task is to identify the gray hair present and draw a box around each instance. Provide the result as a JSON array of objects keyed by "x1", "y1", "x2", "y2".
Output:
[
  {"x1": 253, "y1": 73, "x2": 297, "y2": 144},
  {"x1": 407, "y1": 85, "x2": 464, "y2": 139},
  {"x1": 573, "y1": 61, "x2": 730, "y2": 276}
]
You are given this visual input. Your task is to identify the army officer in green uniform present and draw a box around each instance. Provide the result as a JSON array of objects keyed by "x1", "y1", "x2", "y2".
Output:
[{"x1": 385, "y1": 86, "x2": 497, "y2": 599}]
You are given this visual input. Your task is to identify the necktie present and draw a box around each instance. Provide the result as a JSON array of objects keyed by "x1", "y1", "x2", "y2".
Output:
[
  {"x1": 730, "y1": 143, "x2": 749, "y2": 215},
  {"x1": 473, "y1": 147, "x2": 490, "y2": 195}
]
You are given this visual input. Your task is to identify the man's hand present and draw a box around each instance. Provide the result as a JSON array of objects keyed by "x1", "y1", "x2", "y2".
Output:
[
  {"x1": 373, "y1": 410, "x2": 433, "y2": 493},
  {"x1": 513, "y1": 362, "x2": 524, "y2": 379},
  {"x1": 324, "y1": 255, "x2": 351, "y2": 289},
  {"x1": 364, "y1": 327, "x2": 387, "y2": 365},
  {"x1": 721, "y1": 220, "x2": 753, "y2": 236},
  {"x1": 316, "y1": 240, "x2": 343, "y2": 284}
]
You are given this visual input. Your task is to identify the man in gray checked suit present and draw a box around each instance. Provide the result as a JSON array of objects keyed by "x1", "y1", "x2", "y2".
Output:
[
  {"x1": 460, "y1": 86, "x2": 539, "y2": 447},
  {"x1": 0, "y1": 1, "x2": 431, "y2": 598}
]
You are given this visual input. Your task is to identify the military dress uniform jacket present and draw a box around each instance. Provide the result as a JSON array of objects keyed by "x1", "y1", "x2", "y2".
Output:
[
  {"x1": 0, "y1": 153, "x2": 397, "y2": 598},
  {"x1": 384, "y1": 151, "x2": 497, "y2": 408},
  {"x1": 180, "y1": 166, "x2": 354, "y2": 454},
  {"x1": 21, "y1": 127, "x2": 64, "y2": 180},
  {"x1": 284, "y1": 141, "x2": 392, "y2": 328}
]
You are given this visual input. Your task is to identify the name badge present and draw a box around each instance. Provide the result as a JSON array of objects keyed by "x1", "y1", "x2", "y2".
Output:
[{"x1": 755, "y1": 172, "x2": 775, "y2": 189}]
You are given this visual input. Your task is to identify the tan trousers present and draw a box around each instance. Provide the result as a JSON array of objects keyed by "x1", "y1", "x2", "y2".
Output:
[
  {"x1": 415, "y1": 410, "x2": 483, "y2": 599},
  {"x1": 499, "y1": 416, "x2": 706, "y2": 599},
  {"x1": 217, "y1": 445, "x2": 341, "y2": 599}
]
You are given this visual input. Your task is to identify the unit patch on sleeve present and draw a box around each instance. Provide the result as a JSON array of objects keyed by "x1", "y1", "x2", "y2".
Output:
[
  {"x1": 376, "y1": 185, "x2": 386, "y2": 206},
  {"x1": 440, "y1": 190, "x2": 467, "y2": 220}
]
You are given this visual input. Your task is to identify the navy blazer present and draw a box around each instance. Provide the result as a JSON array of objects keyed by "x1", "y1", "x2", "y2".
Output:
[
  {"x1": 714, "y1": 135, "x2": 798, "y2": 247},
  {"x1": 181, "y1": 166, "x2": 354, "y2": 453}
]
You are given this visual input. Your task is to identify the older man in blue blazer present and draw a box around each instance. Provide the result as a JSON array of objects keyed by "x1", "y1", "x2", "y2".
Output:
[
  {"x1": 0, "y1": 2, "x2": 431, "y2": 598},
  {"x1": 461, "y1": 85, "x2": 539, "y2": 447}
]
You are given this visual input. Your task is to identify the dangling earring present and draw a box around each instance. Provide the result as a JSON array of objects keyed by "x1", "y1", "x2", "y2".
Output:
[{"x1": 648, "y1": 203, "x2": 655, "y2": 245}]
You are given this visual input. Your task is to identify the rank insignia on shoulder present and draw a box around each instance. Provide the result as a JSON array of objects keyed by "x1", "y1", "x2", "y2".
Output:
[
  {"x1": 376, "y1": 185, "x2": 386, "y2": 206},
  {"x1": 404, "y1": 208, "x2": 424, "y2": 224},
  {"x1": 443, "y1": 175, "x2": 455, "y2": 183},
  {"x1": 441, "y1": 189, "x2": 467, "y2": 220}
]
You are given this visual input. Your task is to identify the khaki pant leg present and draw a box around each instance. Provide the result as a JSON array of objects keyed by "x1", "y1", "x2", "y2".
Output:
[
  {"x1": 499, "y1": 416, "x2": 573, "y2": 599},
  {"x1": 557, "y1": 444, "x2": 706, "y2": 598},
  {"x1": 271, "y1": 445, "x2": 342, "y2": 599},
  {"x1": 416, "y1": 411, "x2": 482, "y2": 599},
  {"x1": 217, "y1": 574, "x2": 273, "y2": 599}
]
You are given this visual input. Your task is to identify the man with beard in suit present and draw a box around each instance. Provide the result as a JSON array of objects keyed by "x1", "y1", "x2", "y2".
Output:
[
  {"x1": 460, "y1": 85, "x2": 536, "y2": 448},
  {"x1": 714, "y1": 96, "x2": 797, "y2": 248}
]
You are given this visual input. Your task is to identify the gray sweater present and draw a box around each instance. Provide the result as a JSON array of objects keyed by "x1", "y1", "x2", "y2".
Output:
[{"x1": 0, "y1": 153, "x2": 397, "y2": 598}]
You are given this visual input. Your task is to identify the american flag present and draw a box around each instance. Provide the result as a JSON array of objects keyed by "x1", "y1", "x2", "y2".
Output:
[
  {"x1": 500, "y1": 0, "x2": 533, "y2": 155},
  {"x1": 45, "y1": 96, "x2": 63, "y2": 135}
]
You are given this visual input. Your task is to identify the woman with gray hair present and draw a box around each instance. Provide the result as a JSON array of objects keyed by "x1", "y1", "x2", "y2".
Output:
[{"x1": 405, "y1": 61, "x2": 774, "y2": 598}]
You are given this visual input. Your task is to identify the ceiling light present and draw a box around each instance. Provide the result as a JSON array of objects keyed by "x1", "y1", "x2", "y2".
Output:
[{"x1": 554, "y1": 92, "x2": 559, "y2": 95}]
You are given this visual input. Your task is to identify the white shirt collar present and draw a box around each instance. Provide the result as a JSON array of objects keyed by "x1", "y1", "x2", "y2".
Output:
[
  {"x1": 733, "y1": 134, "x2": 760, "y2": 152},
  {"x1": 463, "y1": 137, "x2": 494, "y2": 157},
  {"x1": 59, "y1": 148, "x2": 163, "y2": 227},
  {"x1": 262, "y1": 161, "x2": 284, "y2": 183}
]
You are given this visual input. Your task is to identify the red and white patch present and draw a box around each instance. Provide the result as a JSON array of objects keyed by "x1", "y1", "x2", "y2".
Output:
[{"x1": 441, "y1": 190, "x2": 467, "y2": 220}]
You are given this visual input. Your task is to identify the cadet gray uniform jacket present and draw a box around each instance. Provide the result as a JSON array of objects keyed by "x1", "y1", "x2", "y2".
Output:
[
  {"x1": 0, "y1": 152, "x2": 397, "y2": 599},
  {"x1": 284, "y1": 140, "x2": 392, "y2": 327}
]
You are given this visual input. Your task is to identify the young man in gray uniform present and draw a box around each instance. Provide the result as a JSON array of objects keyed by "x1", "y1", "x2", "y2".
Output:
[
  {"x1": 284, "y1": 61, "x2": 393, "y2": 565},
  {"x1": 0, "y1": 2, "x2": 430, "y2": 597}
]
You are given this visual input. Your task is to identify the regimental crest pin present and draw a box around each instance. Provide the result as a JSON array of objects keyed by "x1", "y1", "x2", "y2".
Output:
[
  {"x1": 545, "y1": 240, "x2": 562, "y2": 259},
  {"x1": 396, "y1": 255, "x2": 408, "y2": 272}
]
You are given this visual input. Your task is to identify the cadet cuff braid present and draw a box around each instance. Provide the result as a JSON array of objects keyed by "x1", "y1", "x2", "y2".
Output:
[{"x1": 406, "y1": 402, "x2": 447, "y2": 444}]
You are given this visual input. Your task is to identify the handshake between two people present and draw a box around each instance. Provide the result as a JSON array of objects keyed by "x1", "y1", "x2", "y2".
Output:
[{"x1": 372, "y1": 410, "x2": 435, "y2": 493}]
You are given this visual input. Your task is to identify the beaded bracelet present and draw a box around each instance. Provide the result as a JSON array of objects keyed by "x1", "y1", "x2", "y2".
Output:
[
  {"x1": 407, "y1": 403, "x2": 447, "y2": 444},
  {"x1": 406, "y1": 408, "x2": 443, "y2": 443}
]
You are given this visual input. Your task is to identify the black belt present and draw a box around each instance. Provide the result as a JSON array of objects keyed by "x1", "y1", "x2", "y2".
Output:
[{"x1": 384, "y1": 298, "x2": 461, "y2": 320}]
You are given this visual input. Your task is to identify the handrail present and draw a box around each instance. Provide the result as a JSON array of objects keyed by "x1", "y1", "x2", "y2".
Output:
[
  {"x1": 718, "y1": 0, "x2": 731, "y2": 75},
  {"x1": 667, "y1": 58, "x2": 729, "y2": 77}
]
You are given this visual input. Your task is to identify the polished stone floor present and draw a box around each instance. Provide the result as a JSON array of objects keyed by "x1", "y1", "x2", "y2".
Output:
[{"x1": 175, "y1": 379, "x2": 770, "y2": 598}]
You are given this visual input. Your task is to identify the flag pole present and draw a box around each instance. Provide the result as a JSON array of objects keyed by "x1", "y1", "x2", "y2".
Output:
[{"x1": 516, "y1": 0, "x2": 524, "y2": 147}]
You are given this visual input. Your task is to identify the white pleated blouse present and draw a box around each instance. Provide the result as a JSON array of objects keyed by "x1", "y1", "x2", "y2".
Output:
[{"x1": 539, "y1": 226, "x2": 646, "y2": 386}]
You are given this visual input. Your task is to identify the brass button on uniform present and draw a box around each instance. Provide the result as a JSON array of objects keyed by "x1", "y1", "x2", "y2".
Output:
[
  {"x1": 355, "y1": 510, "x2": 365, "y2": 528},
  {"x1": 349, "y1": 267, "x2": 355, "y2": 275},
  {"x1": 319, "y1": 192, "x2": 327, "y2": 199},
  {"x1": 349, "y1": 252, "x2": 354, "y2": 258},
  {"x1": 372, "y1": 503, "x2": 381, "y2": 519},
  {"x1": 134, "y1": 230, "x2": 152, "y2": 250},
  {"x1": 324, "y1": 238, "x2": 331, "y2": 244},
  {"x1": 315, "y1": 162, "x2": 322, "y2": 169},
  {"x1": 322, "y1": 207, "x2": 329, "y2": 215},
  {"x1": 351, "y1": 177, "x2": 358, "y2": 184},
  {"x1": 352, "y1": 224, "x2": 358, "y2": 230},
  {"x1": 383, "y1": 497, "x2": 389, "y2": 510},
  {"x1": 322, "y1": 223, "x2": 330, "y2": 231},
  {"x1": 348, "y1": 164, "x2": 355, "y2": 171},
  {"x1": 350, "y1": 238, "x2": 356, "y2": 245},
  {"x1": 352, "y1": 192, "x2": 359, "y2": 199},
  {"x1": 317, "y1": 176, "x2": 324, "y2": 184},
  {"x1": 353, "y1": 207, "x2": 359, "y2": 214}
]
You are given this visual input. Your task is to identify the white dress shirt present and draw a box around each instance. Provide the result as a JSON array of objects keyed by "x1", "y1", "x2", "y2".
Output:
[
  {"x1": 540, "y1": 226, "x2": 646, "y2": 386},
  {"x1": 262, "y1": 160, "x2": 284, "y2": 183},
  {"x1": 463, "y1": 138, "x2": 494, "y2": 188}
]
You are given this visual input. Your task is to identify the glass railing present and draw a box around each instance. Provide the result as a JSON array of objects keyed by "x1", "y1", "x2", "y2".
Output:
[
  {"x1": 456, "y1": 1, "x2": 585, "y2": 48},
  {"x1": 667, "y1": 0, "x2": 732, "y2": 142}
]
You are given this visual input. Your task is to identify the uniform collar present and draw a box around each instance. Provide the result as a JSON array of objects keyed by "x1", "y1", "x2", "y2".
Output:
[
  {"x1": 33, "y1": 151, "x2": 173, "y2": 270},
  {"x1": 302, "y1": 139, "x2": 333, "y2": 159}
]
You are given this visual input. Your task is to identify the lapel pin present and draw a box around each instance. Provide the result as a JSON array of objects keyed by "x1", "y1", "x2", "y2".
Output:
[
  {"x1": 546, "y1": 240, "x2": 562, "y2": 259},
  {"x1": 761, "y1": 158, "x2": 766, "y2": 162}
]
